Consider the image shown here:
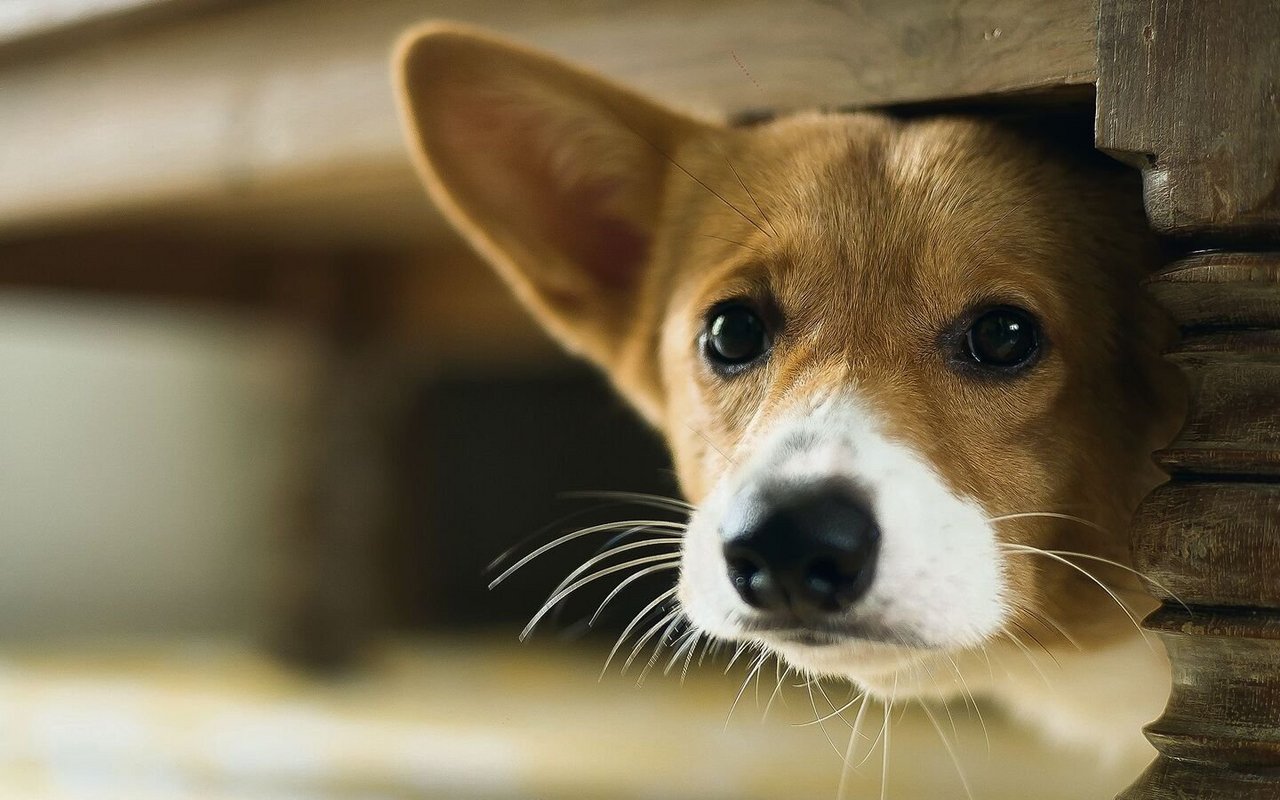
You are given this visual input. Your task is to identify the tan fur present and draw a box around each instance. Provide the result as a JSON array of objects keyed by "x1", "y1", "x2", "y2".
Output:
[{"x1": 396, "y1": 23, "x2": 1186, "y2": 759}]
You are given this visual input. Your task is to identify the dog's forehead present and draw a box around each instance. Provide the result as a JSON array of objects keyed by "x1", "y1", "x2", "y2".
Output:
[
  {"x1": 765, "y1": 119, "x2": 1026, "y2": 260},
  {"x1": 677, "y1": 114, "x2": 1049, "y2": 319},
  {"x1": 720, "y1": 125, "x2": 1041, "y2": 293}
]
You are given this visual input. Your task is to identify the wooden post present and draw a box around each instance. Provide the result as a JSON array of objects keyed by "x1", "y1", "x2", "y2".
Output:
[{"x1": 1095, "y1": 2, "x2": 1280, "y2": 797}]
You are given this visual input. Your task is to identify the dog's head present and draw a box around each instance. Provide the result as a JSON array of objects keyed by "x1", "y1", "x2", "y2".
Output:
[{"x1": 396, "y1": 26, "x2": 1182, "y2": 689}]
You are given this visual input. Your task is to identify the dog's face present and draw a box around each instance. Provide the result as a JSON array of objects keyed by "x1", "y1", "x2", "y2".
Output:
[{"x1": 398, "y1": 26, "x2": 1181, "y2": 691}]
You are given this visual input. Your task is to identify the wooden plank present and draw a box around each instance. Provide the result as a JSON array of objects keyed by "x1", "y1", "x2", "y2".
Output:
[
  {"x1": 0, "y1": 228, "x2": 558, "y2": 361},
  {"x1": 0, "y1": 0, "x2": 1095, "y2": 245}
]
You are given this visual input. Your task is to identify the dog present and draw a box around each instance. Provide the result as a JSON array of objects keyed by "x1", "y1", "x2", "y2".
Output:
[{"x1": 394, "y1": 22, "x2": 1185, "y2": 779}]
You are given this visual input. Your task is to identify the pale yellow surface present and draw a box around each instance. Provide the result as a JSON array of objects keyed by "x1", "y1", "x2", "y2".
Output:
[{"x1": 0, "y1": 638, "x2": 1133, "y2": 799}]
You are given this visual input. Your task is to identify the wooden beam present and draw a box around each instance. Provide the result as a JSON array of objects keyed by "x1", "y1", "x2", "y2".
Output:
[
  {"x1": 0, "y1": 0, "x2": 1095, "y2": 246},
  {"x1": 0, "y1": 228, "x2": 558, "y2": 363}
]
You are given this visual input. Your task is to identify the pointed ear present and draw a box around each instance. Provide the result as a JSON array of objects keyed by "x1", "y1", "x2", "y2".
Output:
[{"x1": 395, "y1": 24, "x2": 703, "y2": 371}]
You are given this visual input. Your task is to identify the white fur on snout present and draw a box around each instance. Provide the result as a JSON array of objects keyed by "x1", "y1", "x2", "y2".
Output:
[{"x1": 678, "y1": 395, "x2": 1006, "y2": 679}]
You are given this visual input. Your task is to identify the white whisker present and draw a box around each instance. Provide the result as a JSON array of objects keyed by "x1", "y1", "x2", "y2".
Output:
[
  {"x1": 491, "y1": 518, "x2": 686, "y2": 589},
  {"x1": 602, "y1": 589, "x2": 678, "y2": 678},
  {"x1": 638, "y1": 613, "x2": 686, "y2": 685},
  {"x1": 697, "y1": 637, "x2": 722, "y2": 669},
  {"x1": 623, "y1": 607, "x2": 684, "y2": 674},
  {"x1": 589, "y1": 561, "x2": 679, "y2": 627},
  {"x1": 988, "y1": 510, "x2": 1107, "y2": 533},
  {"x1": 680, "y1": 630, "x2": 705, "y2": 683},
  {"x1": 724, "y1": 641, "x2": 752, "y2": 674},
  {"x1": 806, "y1": 678, "x2": 849, "y2": 762},
  {"x1": 520, "y1": 554, "x2": 679, "y2": 639},
  {"x1": 857, "y1": 697, "x2": 889, "y2": 770},
  {"x1": 849, "y1": 690, "x2": 874, "y2": 760},
  {"x1": 663, "y1": 627, "x2": 702, "y2": 675},
  {"x1": 763, "y1": 662, "x2": 791, "y2": 720},
  {"x1": 548, "y1": 536, "x2": 681, "y2": 604},
  {"x1": 801, "y1": 687, "x2": 866, "y2": 727},
  {"x1": 922, "y1": 661, "x2": 963, "y2": 755},
  {"x1": 920, "y1": 699, "x2": 974, "y2": 800},
  {"x1": 941, "y1": 652, "x2": 988, "y2": 753},
  {"x1": 560, "y1": 490, "x2": 694, "y2": 512},
  {"x1": 1039, "y1": 549, "x2": 1186, "y2": 611},
  {"x1": 992, "y1": 511, "x2": 1189, "y2": 609},
  {"x1": 837, "y1": 692, "x2": 872, "y2": 800},
  {"x1": 725, "y1": 649, "x2": 770, "y2": 728},
  {"x1": 999, "y1": 542, "x2": 1154, "y2": 650},
  {"x1": 1014, "y1": 602, "x2": 1083, "y2": 651},
  {"x1": 880, "y1": 677, "x2": 896, "y2": 800},
  {"x1": 1001, "y1": 630, "x2": 1054, "y2": 688},
  {"x1": 815, "y1": 679, "x2": 856, "y2": 729}
]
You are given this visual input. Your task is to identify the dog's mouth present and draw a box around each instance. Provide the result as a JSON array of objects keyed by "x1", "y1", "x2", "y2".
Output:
[
  {"x1": 774, "y1": 630, "x2": 847, "y2": 647},
  {"x1": 737, "y1": 619, "x2": 934, "y2": 682},
  {"x1": 743, "y1": 618, "x2": 934, "y2": 650}
]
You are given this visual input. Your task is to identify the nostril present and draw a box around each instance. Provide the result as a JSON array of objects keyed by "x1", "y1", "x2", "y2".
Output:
[
  {"x1": 725, "y1": 549, "x2": 787, "y2": 611},
  {"x1": 803, "y1": 557, "x2": 844, "y2": 609},
  {"x1": 727, "y1": 555, "x2": 759, "y2": 599},
  {"x1": 801, "y1": 555, "x2": 869, "y2": 612}
]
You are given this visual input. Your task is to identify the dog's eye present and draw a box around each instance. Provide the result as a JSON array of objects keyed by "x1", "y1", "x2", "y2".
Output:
[
  {"x1": 704, "y1": 304, "x2": 770, "y2": 372},
  {"x1": 963, "y1": 306, "x2": 1040, "y2": 369}
]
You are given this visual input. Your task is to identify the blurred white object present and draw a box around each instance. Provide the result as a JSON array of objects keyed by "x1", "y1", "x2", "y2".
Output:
[{"x1": 0, "y1": 292, "x2": 317, "y2": 640}]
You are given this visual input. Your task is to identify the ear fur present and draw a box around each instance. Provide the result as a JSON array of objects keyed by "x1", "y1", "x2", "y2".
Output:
[{"x1": 395, "y1": 24, "x2": 706, "y2": 389}]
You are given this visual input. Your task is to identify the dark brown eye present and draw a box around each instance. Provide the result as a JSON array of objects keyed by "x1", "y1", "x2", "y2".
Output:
[
  {"x1": 705, "y1": 304, "x2": 770, "y2": 373},
  {"x1": 964, "y1": 307, "x2": 1040, "y2": 369}
]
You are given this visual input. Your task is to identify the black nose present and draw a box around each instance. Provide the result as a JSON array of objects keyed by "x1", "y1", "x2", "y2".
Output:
[{"x1": 723, "y1": 486, "x2": 879, "y2": 617}]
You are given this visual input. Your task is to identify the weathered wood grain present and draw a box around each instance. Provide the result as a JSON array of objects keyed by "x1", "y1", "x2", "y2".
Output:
[
  {"x1": 1118, "y1": 257, "x2": 1280, "y2": 800},
  {"x1": 1143, "y1": 609, "x2": 1280, "y2": 765},
  {"x1": 1098, "y1": 4, "x2": 1280, "y2": 797},
  {"x1": 1144, "y1": 254, "x2": 1280, "y2": 478},
  {"x1": 1096, "y1": 0, "x2": 1280, "y2": 240},
  {"x1": 1133, "y1": 482, "x2": 1280, "y2": 608}
]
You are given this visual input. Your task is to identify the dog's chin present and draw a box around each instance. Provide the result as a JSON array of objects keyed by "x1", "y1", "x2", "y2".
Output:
[{"x1": 758, "y1": 632, "x2": 928, "y2": 685}]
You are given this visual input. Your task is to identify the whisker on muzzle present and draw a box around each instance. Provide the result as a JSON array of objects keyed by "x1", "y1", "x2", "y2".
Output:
[
  {"x1": 545, "y1": 536, "x2": 683, "y2": 601},
  {"x1": 558, "y1": 490, "x2": 694, "y2": 512},
  {"x1": 489, "y1": 518, "x2": 686, "y2": 589},
  {"x1": 1008, "y1": 600, "x2": 1084, "y2": 651},
  {"x1": 601, "y1": 586, "x2": 679, "y2": 678},
  {"x1": 488, "y1": 490, "x2": 698, "y2": 685},
  {"x1": 989, "y1": 511, "x2": 1189, "y2": 655},
  {"x1": 589, "y1": 559, "x2": 680, "y2": 627},
  {"x1": 725, "y1": 648, "x2": 772, "y2": 728},
  {"x1": 633, "y1": 609, "x2": 690, "y2": 683},
  {"x1": 997, "y1": 542, "x2": 1156, "y2": 651},
  {"x1": 990, "y1": 511, "x2": 1181, "y2": 602},
  {"x1": 521, "y1": 553, "x2": 681, "y2": 640}
]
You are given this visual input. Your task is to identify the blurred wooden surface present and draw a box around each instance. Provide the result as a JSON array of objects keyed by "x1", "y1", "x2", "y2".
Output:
[
  {"x1": 0, "y1": 0, "x2": 232, "y2": 55},
  {"x1": 0, "y1": 637, "x2": 1148, "y2": 800},
  {"x1": 0, "y1": 0, "x2": 1094, "y2": 247}
]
